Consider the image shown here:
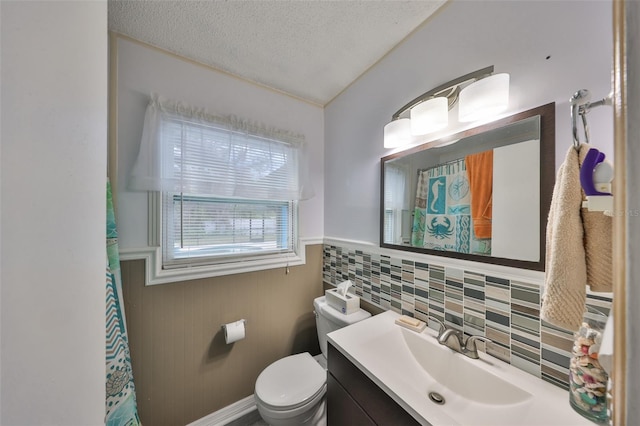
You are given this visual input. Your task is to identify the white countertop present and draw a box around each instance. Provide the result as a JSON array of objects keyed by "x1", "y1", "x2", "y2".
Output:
[{"x1": 328, "y1": 310, "x2": 595, "y2": 426}]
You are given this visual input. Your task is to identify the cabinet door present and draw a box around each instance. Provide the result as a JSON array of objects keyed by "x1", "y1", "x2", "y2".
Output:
[
  {"x1": 327, "y1": 373, "x2": 376, "y2": 426},
  {"x1": 328, "y1": 344, "x2": 421, "y2": 426}
]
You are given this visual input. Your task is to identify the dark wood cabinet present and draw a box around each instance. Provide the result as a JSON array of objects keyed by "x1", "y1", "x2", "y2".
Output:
[{"x1": 327, "y1": 343, "x2": 421, "y2": 426}]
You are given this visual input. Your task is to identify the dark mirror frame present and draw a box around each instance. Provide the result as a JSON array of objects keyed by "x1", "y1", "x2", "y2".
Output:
[{"x1": 380, "y1": 102, "x2": 555, "y2": 271}]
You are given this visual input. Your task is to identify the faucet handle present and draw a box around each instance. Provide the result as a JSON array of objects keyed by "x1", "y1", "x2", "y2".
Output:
[
  {"x1": 464, "y1": 335, "x2": 493, "y2": 359},
  {"x1": 428, "y1": 315, "x2": 447, "y2": 336}
]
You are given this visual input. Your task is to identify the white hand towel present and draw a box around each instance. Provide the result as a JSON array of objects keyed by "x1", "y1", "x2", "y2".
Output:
[
  {"x1": 541, "y1": 145, "x2": 587, "y2": 330},
  {"x1": 541, "y1": 144, "x2": 613, "y2": 331}
]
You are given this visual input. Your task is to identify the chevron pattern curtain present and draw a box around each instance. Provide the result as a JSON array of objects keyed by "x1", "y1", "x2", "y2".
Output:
[{"x1": 106, "y1": 181, "x2": 141, "y2": 426}]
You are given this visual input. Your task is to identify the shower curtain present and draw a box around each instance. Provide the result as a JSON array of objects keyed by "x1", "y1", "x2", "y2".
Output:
[
  {"x1": 106, "y1": 181, "x2": 141, "y2": 426},
  {"x1": 410, "y1": 158, "x2": 491, "y2": 255}
]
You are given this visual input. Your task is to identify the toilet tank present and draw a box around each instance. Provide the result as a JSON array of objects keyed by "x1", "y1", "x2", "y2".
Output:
[{"x1": 313, "y1": 296, "x2": 371, "y2": 359}]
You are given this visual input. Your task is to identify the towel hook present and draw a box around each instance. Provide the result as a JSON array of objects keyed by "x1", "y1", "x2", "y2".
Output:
[
  {"x1": 570, "y1": 89, "x2": 613, "y2": 150},
  {"x1": 570, "y1": 89, "x2": 591, "y2": 149}
]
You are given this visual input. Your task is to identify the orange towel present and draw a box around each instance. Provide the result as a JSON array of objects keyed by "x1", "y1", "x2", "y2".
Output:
[{"x1": 465, "y1": 151, "x2": 493, "y2": 239}]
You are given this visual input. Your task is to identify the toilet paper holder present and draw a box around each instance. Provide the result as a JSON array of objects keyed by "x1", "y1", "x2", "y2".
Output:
[
  {"x1": 221, "y1": 319, "x2": 247, "y2": 344},
  {"x1": 221, "y1": 319, "x2": 247, "y2": 330}
]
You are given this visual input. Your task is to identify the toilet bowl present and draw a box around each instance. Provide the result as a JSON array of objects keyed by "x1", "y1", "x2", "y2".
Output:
[
  {"x1": 255, "y1": 353, "x2": 326, "y2": 426},
  {"x1": 254, "y1": 295, "x2": 371, "y2": 425}
]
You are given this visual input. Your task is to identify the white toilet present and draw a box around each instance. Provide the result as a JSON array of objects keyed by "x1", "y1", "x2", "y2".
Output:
[{"x1": 254, "y1": 295, "x2": 371, "y2": 426}]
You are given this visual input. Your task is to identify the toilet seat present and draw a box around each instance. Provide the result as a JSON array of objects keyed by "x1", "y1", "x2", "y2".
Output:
[{"x1": 255, "y1": 352, "x2": 326, "y2": 412}]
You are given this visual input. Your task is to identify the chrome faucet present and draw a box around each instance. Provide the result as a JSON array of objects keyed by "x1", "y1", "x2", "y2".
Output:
[
  {"x1": 437, "y1": 328, "x2": 464, "y2": 352},
  {"x1": 429, "y1": 316, "x2": 463, "y2": 351},
  {"x1": 429, "y1": 316, "x2": 492, "y2": 359},
  {"x1": 462, "y1": 335, "x2": 492, "y2": 359}
]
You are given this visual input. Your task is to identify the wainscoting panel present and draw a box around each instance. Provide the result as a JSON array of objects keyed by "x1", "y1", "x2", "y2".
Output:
[
  {"x1": 323, "y1": 243, "x2": 612, "y2": 390},
  {"x1": 121, "y1": 244, "x2": 324, "y2": 426}
]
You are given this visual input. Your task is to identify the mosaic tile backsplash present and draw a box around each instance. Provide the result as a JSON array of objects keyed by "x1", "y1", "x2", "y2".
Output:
[{"x1": 322, "y1": 244, "x2": 613, "y2": 390}]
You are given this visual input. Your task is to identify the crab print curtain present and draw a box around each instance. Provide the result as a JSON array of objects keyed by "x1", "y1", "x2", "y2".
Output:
[
  {"x1": 411, "y1": 158, "x2": 491, "y2": 255},
  {"x1": 106, "y1": 181, "x2": 141, "y2": 426}
]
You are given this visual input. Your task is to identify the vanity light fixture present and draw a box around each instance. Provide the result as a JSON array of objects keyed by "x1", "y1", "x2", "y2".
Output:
[
  {"x1": 383, "y1": 66, "x2": 510, "y2": 148},
  {"x1": 383, "y1": 117, "x2": 412, "y2": 148},
  {"x1": 458, "y1": 73, "x2": 510, "y2": 122},
  {"x1": 410, "y1": 96, "x2": 449, "y2": 135}
]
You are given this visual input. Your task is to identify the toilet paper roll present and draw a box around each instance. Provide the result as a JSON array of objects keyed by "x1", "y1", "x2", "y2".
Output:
[{"x1": 223, "y1": 320, "x2": 245, "y2": 344}]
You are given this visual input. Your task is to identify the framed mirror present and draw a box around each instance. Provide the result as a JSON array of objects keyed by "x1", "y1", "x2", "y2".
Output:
[{"x1": 380, "y1": 103, "x2": 555, "y2": 271}]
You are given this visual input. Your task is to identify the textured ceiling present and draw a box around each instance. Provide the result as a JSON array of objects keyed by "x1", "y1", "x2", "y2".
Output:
[{"x1": 108, "y1": 0, "x2": 447, "y2": 105}]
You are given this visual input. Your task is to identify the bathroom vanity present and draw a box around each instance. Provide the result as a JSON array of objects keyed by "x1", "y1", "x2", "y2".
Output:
[{"x1": 327, "y1": 311, "x2": 593, "y2": 426}]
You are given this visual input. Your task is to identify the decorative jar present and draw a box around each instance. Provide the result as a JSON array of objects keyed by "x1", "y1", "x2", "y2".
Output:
[{"x1": 569, "y1": 306, "x2": 609, "y2": 424}]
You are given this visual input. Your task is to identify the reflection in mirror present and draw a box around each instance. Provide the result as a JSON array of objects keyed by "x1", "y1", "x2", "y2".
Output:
[{"x1": 381, "y1": 103, "x2": 555, "y2": 271}]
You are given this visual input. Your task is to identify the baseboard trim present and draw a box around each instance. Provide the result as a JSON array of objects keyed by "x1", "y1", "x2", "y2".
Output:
[{"x1": 186, "y1": 395, "x2": 257, "y2": 426}]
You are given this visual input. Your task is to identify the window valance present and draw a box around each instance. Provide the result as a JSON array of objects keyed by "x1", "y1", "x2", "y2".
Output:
[{"x1": 129, "y1": 94, "x2": 313, "y2": 201}]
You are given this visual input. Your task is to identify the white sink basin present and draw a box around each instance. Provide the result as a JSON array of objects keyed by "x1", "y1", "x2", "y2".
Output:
[
  {"x1": 400, "y1": 327, "x2": 530, "y2": 405},
  {"x1": 328, "y1": 310, "x2": 593, "y2": 426}
]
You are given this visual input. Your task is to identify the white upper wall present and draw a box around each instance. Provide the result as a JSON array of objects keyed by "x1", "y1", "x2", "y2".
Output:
[
  {"x1": 115, "y1": 37, "x2": 325, "y2": 250},
  {"x1": 1, "y1": 1, "x2": 107, "y2": 424},
  {"x1": 324, "y1": 0, "x2": 613, "y2": 245}
]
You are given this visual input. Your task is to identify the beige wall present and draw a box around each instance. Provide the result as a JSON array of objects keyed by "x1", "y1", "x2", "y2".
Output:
[{"x1": 121, "y1": 244, "x2": 325, "y2": 425}]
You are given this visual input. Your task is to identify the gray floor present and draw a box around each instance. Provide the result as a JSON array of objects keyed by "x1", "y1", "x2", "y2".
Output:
[{"x1": 225, "y1": 409, "x2": 268, "y2": 426}]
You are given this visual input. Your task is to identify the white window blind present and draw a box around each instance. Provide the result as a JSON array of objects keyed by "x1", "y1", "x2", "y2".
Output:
[
  {"x1": 163, "y1": 194, "x2": 297, "y2": 267},
  {"x1": 129, "y1": 95, "x2": 309, "y2": 200},
  {"x1": 129, "y1": 95, "x2": 310, "y2": 268}
]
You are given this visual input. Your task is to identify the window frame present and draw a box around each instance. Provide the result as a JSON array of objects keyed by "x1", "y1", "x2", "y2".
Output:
[
  {"x1": 161, "y1": 192, "x2": 299, "y2": 270},
  {"x1": 117, "y1": 192, "x2": 308, "y2": 286}
]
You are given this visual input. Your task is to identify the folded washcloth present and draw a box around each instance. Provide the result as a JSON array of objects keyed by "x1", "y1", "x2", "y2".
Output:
[
  {"x1": 582, "y1": 198, "x2": 613, "y2": 292},
  {"x1": 541, "y1": 144, "x2": 612, "y2": 331}
]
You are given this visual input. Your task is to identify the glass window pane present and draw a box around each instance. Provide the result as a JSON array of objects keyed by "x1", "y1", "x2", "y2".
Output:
[{"x1": 163, "y1": 194, "x2": 296, "y2": 266}]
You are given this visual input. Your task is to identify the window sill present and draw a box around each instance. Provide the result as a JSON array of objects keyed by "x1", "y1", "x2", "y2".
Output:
[{"x1": 119, "y1": 238, "x2": 321, "y2": 285}]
